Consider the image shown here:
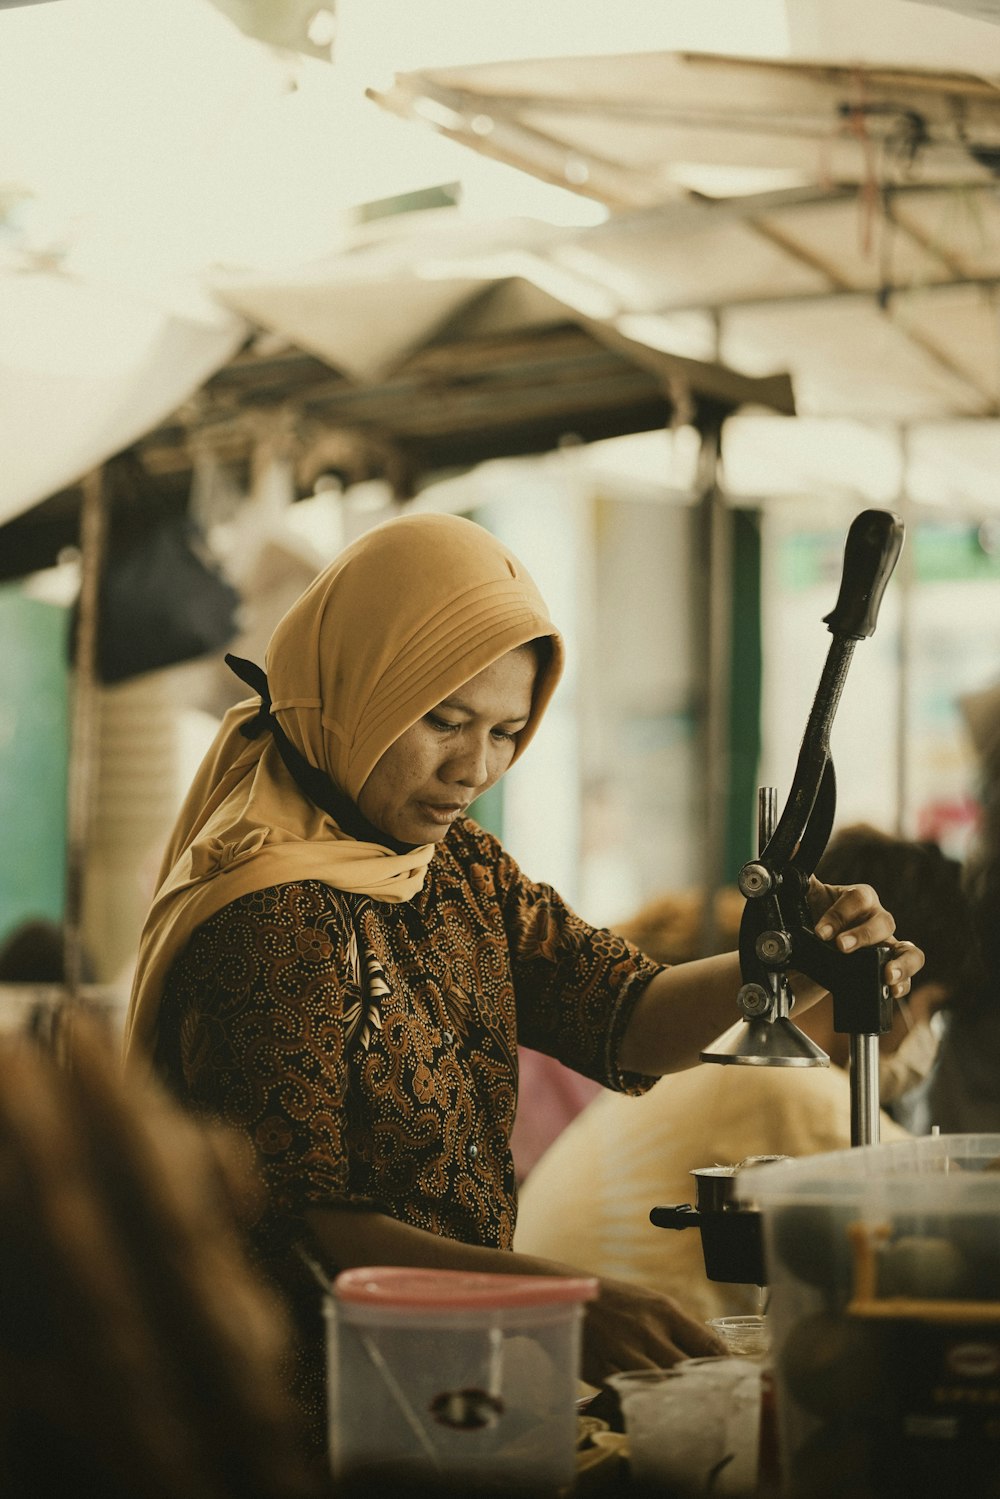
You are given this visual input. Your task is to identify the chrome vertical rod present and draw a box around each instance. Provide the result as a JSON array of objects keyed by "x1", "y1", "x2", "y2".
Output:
[
  {"x1": 850, "y1": 1033, "x2": 881, "y2": 1146},
  {"x1": 757, "y1": 786, "x2": 777, "y2": 854}
]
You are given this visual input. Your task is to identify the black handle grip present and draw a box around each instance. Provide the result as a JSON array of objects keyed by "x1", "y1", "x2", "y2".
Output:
[
  {"x1": 822, "y1": 509, "x2": 904, "y2": 640},
  {"x1": 649, "y1": 1204, "x2": 699, "y2": 1231}
]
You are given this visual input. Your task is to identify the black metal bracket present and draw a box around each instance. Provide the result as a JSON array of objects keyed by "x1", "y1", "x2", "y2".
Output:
[
  {"x1": 735, "y1": 510, "x2": 904, "y2": 1039},
  {"x1": 649, "y1": 1205, "x2": 766, "y2": 1286}
]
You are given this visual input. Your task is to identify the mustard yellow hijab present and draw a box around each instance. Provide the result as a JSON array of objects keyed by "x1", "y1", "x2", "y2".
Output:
[{"x1": 124, "y1": 512, "x2": 564, "y2": 1059}]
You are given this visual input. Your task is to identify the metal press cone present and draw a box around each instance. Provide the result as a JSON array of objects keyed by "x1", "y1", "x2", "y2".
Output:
[{"x1": 700, "y1": 1016, "x2": 830, "y2": 1067}]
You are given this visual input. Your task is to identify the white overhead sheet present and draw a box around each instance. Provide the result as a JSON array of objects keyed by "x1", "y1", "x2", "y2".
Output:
[
  {"x1": 217, "y1": 183, "x2": 1000, "y2": 424},
  {"x1": 5, "y1": 2, "x2": 1000, "y2": 532},
  {"x1": 0, "y1": 0, "x2": 376, "y2": 529},
  {"x1": 0, "y1": 272, "x2": 246, "y2": 525},
  {"x1": 213, "y1": 214, "x2": 568, "y2": 382},
  {"x1": 210, "y1": 206, "x2": 797, "y2": 420},
  {"x1": 371, "y1": 50, "x2": 1000, "y2": 208},
  {"x1": 369, "y1": 53, "x2": 1000, "y2": 423}
]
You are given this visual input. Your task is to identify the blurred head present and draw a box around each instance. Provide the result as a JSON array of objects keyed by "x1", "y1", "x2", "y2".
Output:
[
  {"x1": 813, "y1": 824, "x2": 984, "y2": 1069},
  {"x1": 0, "y1": 1014, "x2": 317, "y2": 1499},
  {"x1": 614, "y1": 887, "x2": 744, "y2": 965},
  {"x1": 816, "y1": 823, "x2": 981, "y2": 1009},
  {"x1": 0, "y1": 920, "x2": 66, "y2": 984},
  {"x1": 959, "y1": 692, "x2": 1000, "y2": 994}
]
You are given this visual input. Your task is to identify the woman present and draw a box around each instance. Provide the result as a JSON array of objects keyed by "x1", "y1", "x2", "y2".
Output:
[{"x1": 125, "y1": 512, "x2": 923, "y2": 1452}]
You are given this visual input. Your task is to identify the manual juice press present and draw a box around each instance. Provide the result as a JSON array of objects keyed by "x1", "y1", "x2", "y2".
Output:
[{"x1": 652, "y1": 509, "x2": 906, "y2": 1288}]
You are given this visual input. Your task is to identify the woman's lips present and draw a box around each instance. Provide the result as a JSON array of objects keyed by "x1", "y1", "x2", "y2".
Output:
[{"x1": 419, "y1": 802, "x2": 467, "y2": 824}]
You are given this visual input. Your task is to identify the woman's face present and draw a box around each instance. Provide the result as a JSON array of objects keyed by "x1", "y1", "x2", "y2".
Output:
[{"x1": 357, "y1": 647, "x2": 538, "y2": 845}]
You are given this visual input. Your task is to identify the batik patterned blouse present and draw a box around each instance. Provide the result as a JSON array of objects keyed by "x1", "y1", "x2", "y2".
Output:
[{"x1": 156, "y1": 817, "x2": 662, "y2": 1254}]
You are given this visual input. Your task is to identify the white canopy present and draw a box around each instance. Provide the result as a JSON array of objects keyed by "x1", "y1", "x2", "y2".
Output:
[
  {"x1": 0, "y1": 271, "x2": 245, "y2": 526},
  {"x1": 365, "y1": 47, "x2": 1000, "y2": 507},
  {"x1": 6, "y1": 7, "x2": 1000, "y2": 530},
  {"x1": 371, "y1": 49, "x2": 1000, "y2": 206}
]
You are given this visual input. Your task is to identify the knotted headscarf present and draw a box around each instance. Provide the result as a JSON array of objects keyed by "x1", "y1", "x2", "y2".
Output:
[{"x1": 124, "y1": 512, "x2": 564, "y2": 1059}]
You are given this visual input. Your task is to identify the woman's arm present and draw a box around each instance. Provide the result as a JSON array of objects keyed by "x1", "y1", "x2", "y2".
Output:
[
  {"x1": 618, "y1": 881, "x2": 926, "y2": 1076},
  {"x1": 304, "y1": 1205, "x2": 725, "y2": 1378}
]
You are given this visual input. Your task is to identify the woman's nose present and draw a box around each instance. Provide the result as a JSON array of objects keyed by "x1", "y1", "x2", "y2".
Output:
[{"x1": 444, "y1": 735, "x2": 490, "y2": 786}]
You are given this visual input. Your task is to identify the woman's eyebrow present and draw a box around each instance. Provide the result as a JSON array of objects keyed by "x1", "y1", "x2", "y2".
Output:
[{"x1": 437, "y1": 696, "x2": 530, "y2": 723}]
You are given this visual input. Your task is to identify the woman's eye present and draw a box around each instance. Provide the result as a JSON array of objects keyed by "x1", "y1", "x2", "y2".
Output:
[
  {"x1": 491, "y1": 727, "x2": 516, "y2": 743},
  {"x1": 427, "y1": 714, "x2": 460, "y2": 733}
]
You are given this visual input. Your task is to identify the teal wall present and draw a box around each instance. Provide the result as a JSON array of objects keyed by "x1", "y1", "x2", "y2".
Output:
[
  {"x1": 468, "y1": 778, "x2": 504, "y2": 839},
  {"x1": 0, "y1": 586, "x2": 69, "y2": 945}
]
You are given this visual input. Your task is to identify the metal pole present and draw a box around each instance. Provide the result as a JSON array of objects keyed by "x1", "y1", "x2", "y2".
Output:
[
  {"x1": 695, "y1": 407, "x2": 732, "y2": 960},
  {"x1": 894, "y1": 427, "x2": 913, "y2": 837},
  {"x1": 850, "y1": 1033, "x2": 882, "y2": 1146},
  {"x1": 64, "y1": 466, "x2": 107, "y2": 1000},
  {"x1": 757, "y1": 786, "x2": 777, "y2": 853}
]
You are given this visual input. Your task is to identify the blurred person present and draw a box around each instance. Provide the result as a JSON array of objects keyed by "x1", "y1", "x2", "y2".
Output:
[
  {"x1": 0, "y1": 1012, "x2": 319, "y2": 1499},
  {"x1": 0, "y1": 918, "x2": 103, "y2": 1048},
  {"x1": 509, "y1": 1049, "x2": 601, "y2": 1183},
  {"x1": 815, "y1": 825, "x2": 981, "y2": 1130},
  {"x1": 122, "y1": 513, "x2": 922, "y2": 1450},
  {"x1": 613, "y1": 886, "x2": 745, "y2": 968},
  {"x1": 926, "y1": 686, "x2": 1000, "y2": 1133},
  {"x1": 515, "y1": 826, "x2": 968, "y2": 1319},
  {"x1": 0, "y1": 918, "x2": 68, "y2": 983}
]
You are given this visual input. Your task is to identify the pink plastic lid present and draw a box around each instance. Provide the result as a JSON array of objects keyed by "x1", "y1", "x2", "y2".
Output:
[{"x1": 333, "y1": 1266, "x2": 599, "y2": 1309}]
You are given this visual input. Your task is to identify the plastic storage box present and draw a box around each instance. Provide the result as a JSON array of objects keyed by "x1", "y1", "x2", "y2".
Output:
[
  {"x1": 325, "y1": 1266, "x2": 597, "y2": 1495},
  {"x1": 745, "y1": 1135, "x2": 1000, "y2": 1499}
]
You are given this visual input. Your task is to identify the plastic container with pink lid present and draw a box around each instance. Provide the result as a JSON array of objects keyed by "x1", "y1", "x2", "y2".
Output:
[{"x1": 325, "y1": 1266, "x2": 598, "y2": 1494}]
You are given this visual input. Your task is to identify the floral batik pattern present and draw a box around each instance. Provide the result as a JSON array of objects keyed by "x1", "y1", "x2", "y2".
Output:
[{"x1": 158, "y1": 819, "x2": 662, "y2": 1252}]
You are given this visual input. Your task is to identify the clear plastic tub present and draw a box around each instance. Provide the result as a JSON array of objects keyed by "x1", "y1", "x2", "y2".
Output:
[
  {"x1": 325, "y1": 1266, "x2": 597, "y2": 1495},
  {"x1": 745, "y1": 1135, "x2": 1000, "y2": 1498}
]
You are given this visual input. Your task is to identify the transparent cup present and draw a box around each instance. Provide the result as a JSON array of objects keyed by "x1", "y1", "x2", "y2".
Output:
[
  {"x1": 706, "y1": 1313, "x2": 771, "y2": 1361},
  {"x1": 675, "y1": 1356, "x2": 763, "y2": 1497},
  {"x1": 607, "y1": 1368, "x2": 728, "y2": 1495}
]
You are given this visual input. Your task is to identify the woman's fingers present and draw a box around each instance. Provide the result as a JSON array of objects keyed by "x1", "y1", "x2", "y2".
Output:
[
  {"x1": 583, "y1": 1279, "x2": 727, "y2": 1387},
  {"x1": 811, "y1": 881, "x2": 896, "y2": 949},
  {"x1": 883, "y1": 939, "x2": 924, "y2": 998},
  {"x1": 809, "y1": 880, "x2": 925, "y2": 996}
]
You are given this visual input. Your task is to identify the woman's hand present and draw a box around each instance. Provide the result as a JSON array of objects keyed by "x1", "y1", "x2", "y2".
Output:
[
  {"x1": 305, "y1": 1205, "x2": 726, "y2": 1382},
  {"x1": 801, "y1": 879, "x2": 925, "y2": 1004},
  {"x1": 581, "y1": 1275, "x2": 725, "y2": 1383}
]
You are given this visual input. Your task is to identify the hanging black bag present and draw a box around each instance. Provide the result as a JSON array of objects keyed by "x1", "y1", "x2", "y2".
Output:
[{"x1": 71, "y1": 509, "x2": 242, "y2": 684}]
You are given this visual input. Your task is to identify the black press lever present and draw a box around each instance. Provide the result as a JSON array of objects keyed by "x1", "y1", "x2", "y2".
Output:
[{"x1": 701, "y1": 509, "x2": 905, "y2": 1146}]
